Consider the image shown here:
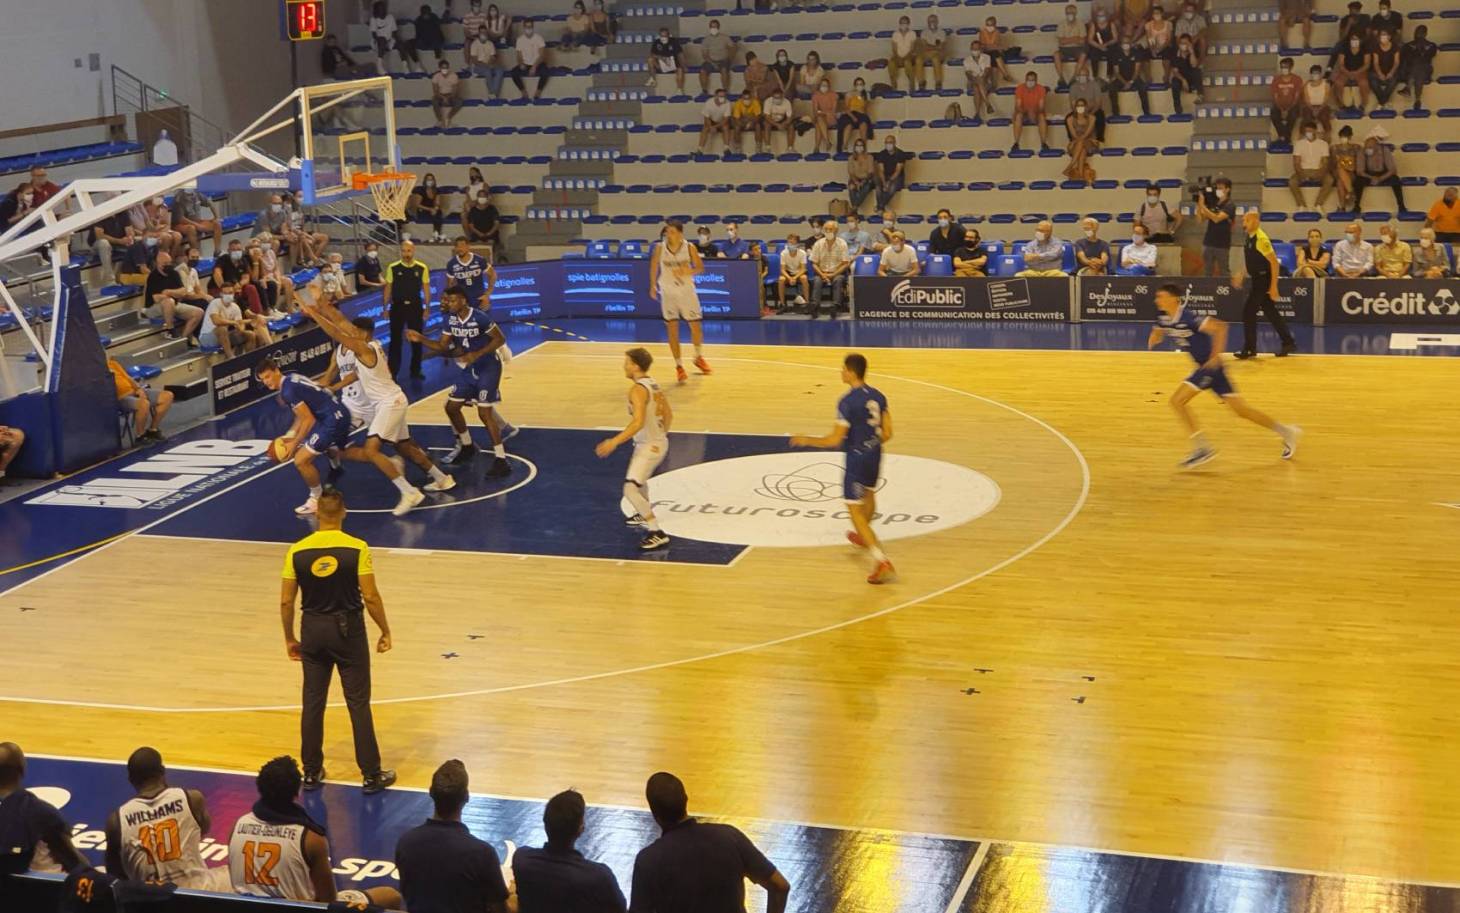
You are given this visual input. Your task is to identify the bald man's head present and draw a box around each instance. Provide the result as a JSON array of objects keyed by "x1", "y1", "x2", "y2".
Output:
[{"x1": 0, "y1": 742, "x2": 25, "y2": 787}]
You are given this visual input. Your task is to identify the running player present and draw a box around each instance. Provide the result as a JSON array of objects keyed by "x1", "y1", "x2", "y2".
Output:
[
  {"x1": 790, "y1": 353, "x2": 895, "y2": 584},
  {"x1": 227, "y1": 756, "x2": 401, "y2": 909},
  {"x1": 320, "y1": 317, "x2": 375, "y2": 432},
  {"x1": 255, "y1": 357, "x2": 352, "y2": 516},
  {"x1": 444, "y1": 235, "x2": 496, "y2": 310},
  {"x1": 1149, "y1": 283, "x2": 1301, "y2": 468},
  {"x1": 649, "y1": 220, "x2": 712, "y2": 385},
  {"x1": 406, "y1": 286, "x2": 512, "y2": 478},
  {"x1": 304, "y1": 298, "x2": 457, "y2": 512},
  {"x1": 595, "y1": 347, "x2": 673, "y2": 551},
  {"x1": 104, "y1": 747, "x2": 229, "y2": 891}
]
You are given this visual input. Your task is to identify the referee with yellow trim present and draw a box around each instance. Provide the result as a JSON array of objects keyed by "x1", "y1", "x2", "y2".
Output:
[
  {"x1": 1234, "y1": 209, "x2": 1297, "y2": 359},
  {"x1": 280, "y1": 489, "x2": 397, "y2": 794}
]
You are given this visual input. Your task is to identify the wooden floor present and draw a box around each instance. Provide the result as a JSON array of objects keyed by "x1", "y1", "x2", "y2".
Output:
[{"x1": 5, "y1": 341, "x2": 1460, "y2": 885}]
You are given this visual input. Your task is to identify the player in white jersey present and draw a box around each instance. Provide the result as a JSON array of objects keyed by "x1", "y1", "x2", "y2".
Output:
[
  {"x1": 649, "y1": 220, "x2": 713, "y2": 385},
  {"x1": 303, "y1": 300, "x2": 457, "y2": 515},
  {"x1": 104, "y1": 747, "x2": 229, "y2": 891},
  {"x1": 596, "y1": 347, "x2": 674, "y2": 550},
  {"x1": 228, "y1": 756, "x2": 401, "y2": 909},
  {"x1": 322, "y1": 332, "x2": 375, "y2": 431}
]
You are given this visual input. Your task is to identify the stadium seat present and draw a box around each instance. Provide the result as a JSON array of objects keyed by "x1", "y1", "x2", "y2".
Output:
[
  {"x1": 1273, "y1": 242, "x2": 1297, "y2": 276},
  {"x1": 853, "y1": 254, "x2": 879, "y2": 276},
  {"x1": 925, "y1": 254, "x2": 953, "y2": 276},
  {"x1": 618, "y1": 240, "x2": 651, "y2": 259},
  {"x1": 586, "y1": 240, "x2": 616, "y2": 259}
]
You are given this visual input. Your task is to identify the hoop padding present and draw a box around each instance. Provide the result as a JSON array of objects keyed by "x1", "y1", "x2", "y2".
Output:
[{"x1": 353, "y1": 171, "x2": 416, "y2": 221}]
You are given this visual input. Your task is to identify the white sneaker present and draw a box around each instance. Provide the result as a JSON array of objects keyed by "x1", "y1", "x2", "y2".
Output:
[
  {"x1": 794, "y1": 295, "x2": 806, "y2": 304},
  {"x1": 294, "y1": 496, "x2": 318, "y2": 516},
  {"x1": 267, "y1": 309, "x2": 288, "y2": 320},
  {"x1": 1281, "y1": 425, "x2": 1302, "y2": 460},
  {"x1": 424, "y1": 474, "x2": 457, "y2": 493},
  {"x1": 392, "y1": 486, "x2": 425, "y2": 516}
]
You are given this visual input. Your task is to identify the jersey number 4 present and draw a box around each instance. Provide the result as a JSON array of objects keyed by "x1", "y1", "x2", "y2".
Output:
[
  {"x1": 240, "y1": 840, "x2": 283, "y2": 887},
  {"x1": 137, "y1": 819, "x2": 183, "y2": 864}
]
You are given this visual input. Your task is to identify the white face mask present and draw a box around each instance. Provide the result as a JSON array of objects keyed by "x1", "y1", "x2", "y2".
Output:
[
  {"x1": 892, "y1": 242, "x2": 904, "y2": 251},
  {"x1": 854, "y1": 144, "x2": 865, "y2": 153},
  {"x1": 820, "y1": 83, "x2": 830, "y2": 92},
  {"x1": 727, "y1": 229, "x2": 738, "y2": 237},
  {"x1": 1304, "y1": 130, "x2": 1316, "y2": 140},
  {"x1": 1026, "y1": 78, "x2": 1037, "y2": 87},
  {"x1": 1133, "y1": 234, "x2": 1146, "y2": 244},
  {"x1": 1216, "y1": 189, "x2": 1228, "y2": 199},
  {"x1": 1067, "y1": 12, "x2": 1076, "y2": 20},
  {"x1": 885, "y1": 143, "x2": 895, "y2": 151},
  {"x1": 1421, "y1": 238, "x2": 1434, "y2": 248},
  {"x1": 709, "y1": 26, "x2": 719, "y2": 35},
  {"x1": 1084, "y1": 229, "x2": 1096, "y2": 239},
  {"x1": 1380, "y1": 234, "x2": 1393, "y2": 245},
  {"x1": 1075, "y1": 105, "x2": 1087, "y2": 114},
  {"x1": 699, "y1": 234, "x2": 710, "y2": 243},
  {"x1": 230, "y1": 250, "x2": 242, "y2": 261},
  {"x1": 938, "y1": 218, "x2": 949, "y2": 228},
  {"x1": 1346, "y1": 231, "x2": 1359, "y2": 243},
  {"x1": 366, "y1": 250, "x2": 378, "y2": 259},
  {"x1": 1147, "y1": 194, "x2": 1160, "y2": 203},
  {"x1": 221, "y1": 293, "x2": 234, "y2": 303}
]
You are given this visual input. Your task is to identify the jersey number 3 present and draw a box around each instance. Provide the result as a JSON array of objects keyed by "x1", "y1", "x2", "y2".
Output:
[{"x1": 865, "y1": 400, "x2": 881, "y2": 431}]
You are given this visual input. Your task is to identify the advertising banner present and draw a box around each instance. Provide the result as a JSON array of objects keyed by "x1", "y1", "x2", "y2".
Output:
[
  {"x1": 1077, "y1": 277, "x2": 1316, "y2": 323},
  {"x1": 209, "y1": 326, "x2": 334, "y2": 413},
  {"x1": 852, "y1": 276, "x2": 1071, "y2": 321},
  {"x1": 1324, "y1": 279, "x2": 1460, "y2": 325},
  {"x1": 558, "y1": 259, "x2": 760, "y2": 319}
]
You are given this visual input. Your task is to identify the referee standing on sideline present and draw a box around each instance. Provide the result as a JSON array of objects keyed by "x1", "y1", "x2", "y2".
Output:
[
  {"x1": 280, "y1": 489, "x2": 397, "y2": 794},
  {"x1": 1234, "y1": 209, "x2": 1297, "y2": 359},
  {"x1": 384, "y1": 239, "x2": 430, "y2": 380}
]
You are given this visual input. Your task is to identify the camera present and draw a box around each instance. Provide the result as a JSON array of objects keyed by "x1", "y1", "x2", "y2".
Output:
[{"x1": 1189, "y1": 175, "x2": 1217, "y2": 207}]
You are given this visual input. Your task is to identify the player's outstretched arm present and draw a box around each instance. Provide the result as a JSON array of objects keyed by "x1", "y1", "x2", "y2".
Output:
[
  {"x1": 789, "y1": 422, "x2": 849, "y2": 449},
  {"x1": 405, "y1": 328, "x2": 453, "y2": 355},
  {"x1": 303, "y1": 299, "x2": 372, "y2": 357}
]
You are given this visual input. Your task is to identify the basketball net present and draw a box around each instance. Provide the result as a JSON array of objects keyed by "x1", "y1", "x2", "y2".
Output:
[{"x1": 352, "y1": 171, "x2": 415, "y2": 221}]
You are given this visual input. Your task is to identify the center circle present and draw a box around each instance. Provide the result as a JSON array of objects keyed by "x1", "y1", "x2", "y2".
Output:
[{"x1": 636, "y1": 452, "x2": 1002, "y2": 547}]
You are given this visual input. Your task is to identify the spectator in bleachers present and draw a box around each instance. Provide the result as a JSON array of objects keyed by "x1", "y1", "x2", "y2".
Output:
[
  {"x1": 1119, "y1": 225, "x2": 1158, "y2": 275},
  {"x1": 1063, "y1": 96, "x2": 1099, "y2": 183},
  {"x1": 201, "y1": 283, "x2": 271, "y2": 357},
  {"x1": 1280, "y1": 0, "x2": 1314, "y2": 51},
  {"x1": 1332, "y1": 124, "x2": 1361, "y2": 210},
  {"x1": 512, "y1": 18, "x2": 550, "y2": 100},
  {"x1": 810, "y1": 78, "x2": 838, "y2": 154},
  {"x1": 463, "y1": 190, "x2": 502, "y2": 258},
  {"x1": 589, "y1": 0, "x2": 616, "y2": 45},
  {"x1": 90, "y1": 213, "x2": 133, "y2": 283},
  {"x1": 1400, "y1": 24, "x2": 1436, "y2": 112},
  {"x1": 809, "y1": 219, "x2": 851, "y2": 318},
  {"x1": 841, "y1": 213, "x2": 872, "y2": 256},
  {"x1": 874, "y1": 135, "x2": 913, "y2": 210},
  {"x1": 1355, "y1": 126, "x2": 1406, "y2": 212},
  {"x1": 368, "y1": 1, "x2": 399, "y2": 75},
  {"x1": 397, "y1": 13, "x2": 425, "y2": 75},
  {"x1": 1413, "y1": 228, "x2": 1453, "y2": 278},
  {"x1": 466, "y1": 166, "x2": 488, "y2": 203},
  {"x1": 1332, "y1": 31, "x2": 1371, "y2": 112},
  {"x1": 355, "y1": 241, "x2": 386, "y2": 290},
  {"x1": 460, "y1": 0, "x2": 488, "y2": 49},
  {"x1": 798, "y1": 50, "x2": 831, "y2": 100},
  {"x1": 1017, "y1": 222, "x2": 1067, "y2": 277},
  {"x1": 24, "y1": 166, "x2": 61, "y2": 208},
  {"x1": 1270, "y1": 58, "x2": 1304, "y2": 144},
  {"x1": 285, "y1": 193, "x2": 331, "y2": 266},
  {"x1": 1069, "y1": 65, "x2": 1108, "y2": 143},
  {"x1": 953, "y1": 226, "x2": 988, "y2": 277},
  {"x1": 145, "y1": 252, "x2": 205, "y2": 342},
  {"x1": 837, "y1": 78, "x2": 873, "y2": 152},
  {"x1": 700, "y1": 88, "x2": 734, "y2": 154},
  {"x1": 693, "y1": 227, "x2": 718, "y2": 259},
  {"x1": 979, "y1": 16, "x2": 1014, "y2": 86},
  {"x1": 877, "y1": 231, "x2": 920, "y2": 276},
  {"x1": 1087, "y1": 9, "x2": 1118, "y2": 80},
  {"x1": 0, "y1": 427, "x2": 23, "y2": 481},
  {"x1": 178, "y1": 248, "x2": 213, "y2": 311},
  {"x1": 513, "y1": 789, "x2": 626, "y2": 912},
  {"x1": 249, "y1": 238, "x2": 290, "y2": 318},
  {"x1": 1136, "y1": 186, "x2": 1183, "y2": 242},
  {"x1": 649, "y1": 27, "x2": 686, "y2": 93},
  {"x1": 731, "y1": 90, "x2": 766, "y2": 154},
  {"x1": 171, "y1": 187, "x2": 222, "y2": 257},
  {"x1": 963, "y1": 40, "x2": 997, "y2": 117},
  {"x1": 118, "y1": 233, "x2": 155, "y2": 287},
  {"x1": 0, "y1": 742, "x2": 83, "y2": 879},
  {"x1": 255, "y1": 193, "x2": 291, "y2": 242},
  {"x1": 1290, "y1": 122, "x2": 1334, "y2": 212},
  {"x1": 919, "y1": 15, "x2": 949, "y2": 92},
  {"x1": 1, "y1": 184, "x2": 34, "y2": 233},
  {"x1": 1425, "y1": 187, "x2": 1460, "y2": 243},
  {"x1": 416, "y1": 4, "x2": 447, "y2": 64},
  {"x1": 321, "y1": 32, "x2": 371, "y2": 79},
  {"x1": 409, "y1": 173, "x2": 449, "y2": 243},
  {"x1": 1107, "y1": 39, "x2": 1151, "y2": 116},
  {"x1": 467, "y1": 24, "x2": 506, "y2": 99},
  {"x1": 888, "y1": 16, "x2": 921, "y2": 92},
  {"x1": 875, "y1": 209, "x2": 899, "y2": 252},
  {"x1": 1056, "y1": 5, "x2": 1088, "y2": 89},
  {"x1": 1373, "y1": 222, "x2": 1412, "y2": 278},
  {"x1": 1196, "y1": 177, "x2": 1234, "y2": 276},
  {"x1": 431, "y1": 59, "x2": 464, "y2": 129},
  {"x1": 769, "y1": 49, "x2": 797, "y2": 100},
  {"x1": 777, "y1": 233, "x2": 809, "y2": 310},
  {"x1": 1175, "y1": 3, "x2": 1208, "y2": 62},
  {"x1": 743, "y1": 50, "x2": 771, "y2": 102},
  {"x1": 928, "y1": 209, "x2": 965, "y2": 256},
  {"x1": 1370, "y1": 0, "x2": 1402, "y2": 42},
  {"x1": 720, "y1": 222, "x2": 751, "y2": 259},
  {"x1": 1294, "y1": 228, "x2": 1331, "y2": 278},
  {"x1": 700, "y1": 19, "x2": 737, "y2": 94},
  {"x1": 1332, "y1": 222, "x2": 1376, "y2": 277},
  {"x1": 764, "y1": 87, "x2": 796, "y2": 152},
  {"x1": 111, "y1": 358, "x2": 174, "y2": 444},
  {"x1": 1117, "y1": 0, "x2": 1149, "y2": 45},
  {"x1": 1011, "y1": 72, "x2": 1051, "y2": 154},
  {"x1": 561, "y1": 2, "x2": 598, "y2": 54},
  {"x1": 395, "y1": 760, "x2": 512, "y2": 913},
  {"x1": 214, "y1": 238, "x2": 265, "y2": 315},
  {"x1": 1300, "y1": 63, "x2": 1334, "y2": 135},
  {"x1": 1142, "y1": 6, "x2": 1176, "y2": 84},
  {"x1": 485, "y1": 4, "x2": 514, "y2": 55},
  {"x1": 1368, "y1": 30, "x2": 1401, "y2": 111},
  {"x1": 1075, "y1": 217, "x2": 1111, "y2": 275},
  {"x1": 1328, "y1": 1, "x2": 1370, "y2": 72},
  {"x1": 630, "y1": 772, "x2": 789, "y2": 913},
  {"x1": 143, "y1": 196, "x2": 183, "y2": 258}
]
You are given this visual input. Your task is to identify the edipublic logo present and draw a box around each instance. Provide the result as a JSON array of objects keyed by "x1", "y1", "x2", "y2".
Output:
[{"x1": 890, "y1": 280, "x2": 966, "y2": 308}]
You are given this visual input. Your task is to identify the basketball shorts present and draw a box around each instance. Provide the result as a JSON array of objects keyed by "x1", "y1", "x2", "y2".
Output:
[
  {"x1": 626, "y1": 441, "x2": 667, "y2": 486},
  {"x1": 449, "y1": 355, "x2": 503, "y2": 405},
  {"x1": 659, "y1": 287, "x2": 702, "y2": 322},
  {"x1": 1184, "y1": 365, "x2": 1235, "y2": 398},
  {"x1": 303, "y1": 408, "x2": 351, "y2": 454},
  {"x1": 844, "y1": 450, "x2": 882, "y2": 502},
  {"x1": 367, "y1": 393, "x2": 410, "y2": 443},
  {"x1": 345, "y1": 396, "x2": 375, "y2": 430}
]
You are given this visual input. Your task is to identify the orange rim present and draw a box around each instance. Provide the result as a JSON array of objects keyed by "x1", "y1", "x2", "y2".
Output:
[{"x1": 350, "y1": 170, "x2": 415, "y2": 191}]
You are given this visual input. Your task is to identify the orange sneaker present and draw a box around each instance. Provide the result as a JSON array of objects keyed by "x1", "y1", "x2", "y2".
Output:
[
  {"x1": 693, "y1": 356, "x2": 712, "y2": 375},
  {"x1": 676, "y1": 365, "x2": 688, "y2": 384},
  {"x1": 867, "y1": 560, "x2": 896, "y2": 584},
  {"x1": 846, "y1": 531, "x2": 867, "y2": 548}
]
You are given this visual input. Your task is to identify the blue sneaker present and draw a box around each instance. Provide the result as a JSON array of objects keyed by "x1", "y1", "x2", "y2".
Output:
[
  {"x1": 500, "y1": 421, "x2": 519, "y2": 442},
  {"x1": 1179, "y1": 447, "x2": 1216, "y2": 470}
]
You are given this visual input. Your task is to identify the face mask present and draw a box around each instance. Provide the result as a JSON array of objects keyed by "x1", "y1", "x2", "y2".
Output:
[
  {"x1": 1133, "y1": 235, "x2": 1146, "y2": 244},
  {"x1": 1304, "y1": 130, "x2": 1316, "y2": 140},
  {"x1": 938, "y1": 218, "x2": 949, "y2": 228},
  {"x1": 1148, "y1": 194, "x2": 1160, "y2": 203},
  {"x1": 222, "y1": 294, "x2": 234, "y2": 303},
  {"x1": 1067, "y1": 12, "x2": 1076, "y2": 20},
  {"x1": 820, "y1": 83, "x2": 830, "y2": 92},
  {"x1": 1036, "y1": 230, "x2": 1049, "y2": 242},
  {"x1": 1084, "y1": 229, "x2": 1096, "y2": 239},
  {"x1": 885, "y1": 143, "x2": 895, "y2": 151},
  {"x1": 1026, "y1": 78, "x2": 1037, "y2": 87},
  {"x1": 709, "y1": 26, "x2": 719, "y2": 35},
  {"x1": 271, "y1": 204, "x2": 283, "y2": 213},
  {"x1": 892, "y1": 242, "x2": 904, "y2": 251},
  {"x1": 1076, "y1": 105, "x2": 1087, "y2": 114},
  {"x1": 699, "y1": 234, "x2": 710, "y2": 243},
  {"x1": 848, "y1": 222, "x2": 859, "y2": 231},
  {"x1": 1281, "y1": 65, "x2": 1292, "y2": 74},
  {"x1": 425, "y1": 179, "x2": 436, "y2": 187},
  {"x1": 854, "y1": 84, "x2": 865, "y2": 92},
  {"x1": 1345, "y1": 231, "x2": 1358, "y2": 243},
  {"x1": 477, "y1": 196, "x2": 488, "y2": 204},
  {"x1": 230, "y1": 250, "x2": 242, "y2": 260},
  {"x1": 1421, "y1": 238, "x2": 1434, "y2": 248},
  {"x1": 777, "y1": 54, "x2": 787, "y2": 62},
  {"x1": 1077, "y1": 73, "x2": 1089, "y2": 83},
  {"x1": 1121, "y1": 43, "x2": 1132, "y2": 52},
  {"x1": 1216, "y1": 189, "x2": 1228, "y2": 199},
  {"x1": 716, "y1": 95, "x2": 725, "y2": 103},
  {"x1": 1381, "y1": 234, "x2": 1392, "y2": 245},
  {"x1": 854, "y1": 145, "x2": 865, "y2": 153},
  {"x1": 1350, "y1": 40, "x2": 1361, "y2": 49},
  {"x1": 727, "y1": 229, "x2": 738, "y2": 237},
  {"x1": 524, "y1": 27, "x2": 533, "y2": 35},
  {"x1": 366, "y1": 251, "x2": 378, "y2": 259}
]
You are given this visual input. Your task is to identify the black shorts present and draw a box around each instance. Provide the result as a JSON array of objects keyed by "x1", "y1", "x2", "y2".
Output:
[{"x1": 1058, "y1": 46, "x2": 1086, "y2": 63}]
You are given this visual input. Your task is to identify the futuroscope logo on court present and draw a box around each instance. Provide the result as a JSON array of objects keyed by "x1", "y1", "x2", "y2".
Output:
[{"x1": 631, "y1": 452, "x2": 1001, "y2": 547}]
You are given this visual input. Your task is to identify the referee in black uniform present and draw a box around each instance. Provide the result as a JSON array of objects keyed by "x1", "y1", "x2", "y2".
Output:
[
  {"x1": 280, "y1": 489, "x2": 397, "y2": 794},
  {"x1": 1234, "y1": 209, "x2": 1297, "y2": 359},
  {"x1": 384, "y1": 239, "x2": 430, "y2": 379}
]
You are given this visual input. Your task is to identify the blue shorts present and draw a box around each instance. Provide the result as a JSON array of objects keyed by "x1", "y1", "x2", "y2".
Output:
[
  {"x1": 303, "y1": 409, "x2": 350, "y2": 454},
  {"x1": 1184, "y1": 365, "x2": 1235, "y2": 398},
  {"x1": 844, "y1": 450, "x2": 882, "y2": 502},
  {"x1": 448, "y1": 355, "x2": 502, "y2": 406}
]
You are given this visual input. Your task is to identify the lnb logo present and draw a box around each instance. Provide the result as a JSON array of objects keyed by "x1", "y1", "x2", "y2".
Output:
[{"x1": 890, "y1": 280, "x2": 966, "y2": 308}]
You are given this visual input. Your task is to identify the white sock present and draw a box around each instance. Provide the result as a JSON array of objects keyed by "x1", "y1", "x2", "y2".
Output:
[
  {"x1": 391, "y1": 475, "x2": 414, "y2": 494},
  {"x1": 1191, "y1": 431, "x2": 1210, "y2": 449},
  {"x1": 675, "y1": 357, "x2": 684, "y2": 367},
  {"x1": 645, "y1": 515, "x2": 661, "y2": 532},
  {"x1": 427, "y1": 465, "x2": 448, "y2": 483},
  {"x1": 693, "y1": 344, "x2": 703, "y2": 358},
  {"x1": 869, "y1": 545, "x2": 888, "y2": 563},
  {"x1": 457, "y1": 430, "x2": 472, "y2": 445},
  {"x1": 493, "y1": 444, "x2": 506, "y2": 458},
  {"x1": 309, "y1": 485, "x2": 322, "y2": 498}
]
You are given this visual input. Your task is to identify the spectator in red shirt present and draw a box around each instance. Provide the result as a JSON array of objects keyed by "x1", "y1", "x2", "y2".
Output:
[
  {"x1": 25, "y1": 167, "x2": 61, "y2": 207},
  {"x1": 1011, "y1": 71, "x2": 1051, "y2": 153},
  {"x1": 1270, "y1": 58, "x2": 1304, "y2": 143}
]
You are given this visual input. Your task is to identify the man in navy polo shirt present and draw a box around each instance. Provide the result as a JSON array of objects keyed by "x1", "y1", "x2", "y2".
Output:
[
  {"x1": 0, "y1": 742, "x2": 84, "y2": 900},
  {"x1": 395, "y1": 760, "x2": 512, "y2": 913},
  {"x1": 628, "y1": 772, "x2": 789, "y2": 913},
  {"x1": 719, "y1": 222, "x2": 751, "y2": 260},
  {"x1": 514, "y1": 790, "x2": 626, "y2": 912}
]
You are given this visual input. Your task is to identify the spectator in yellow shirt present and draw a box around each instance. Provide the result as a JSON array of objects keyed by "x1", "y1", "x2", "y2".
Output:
[
  {"x1": 731, "y1": 92, "x2": 765, "y2": 153},
  {"x1": 109, "y1": 358, "x2": 174, "y2": 443},
  {"x1": 1373, "y1": 223, "x2": 1412, "y2": 279}
]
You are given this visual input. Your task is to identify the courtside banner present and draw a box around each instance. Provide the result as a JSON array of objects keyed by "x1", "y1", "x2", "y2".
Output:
[
  {"x1": 1078, "y1": 277, "x2": 1316, "y2": 322},
  {"x1": 852, "y1": 276, "x2": 1070, "y2": 320},
  {"x1": 1325, "y1": 279, "x2": 1460, "y2": 324},
  {"x1": 209, "y1": 326, "x2": 333, "y2": 413}
]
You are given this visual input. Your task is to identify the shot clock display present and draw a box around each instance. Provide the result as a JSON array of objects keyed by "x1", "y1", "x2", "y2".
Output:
[{"x1": 285, "y1": 0, "x2": 325, "y2": 40}]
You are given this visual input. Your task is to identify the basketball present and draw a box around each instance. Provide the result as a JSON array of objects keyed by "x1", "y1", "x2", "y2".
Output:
[{"x1": 268, "y1": 437, "x2": 292, "y2": 463}]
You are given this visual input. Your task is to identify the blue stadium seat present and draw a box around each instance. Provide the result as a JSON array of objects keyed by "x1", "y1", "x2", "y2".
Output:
[
  {"x1": 1060, "y1": 243, "x2": 1076, "y2": 274},
  {"x1": 618, "y1": 240, "x2": 651, "y2": 259},
  {"x1": 586, "y1": 240, "x2": 616, "y2": 259},
  {"x1": 925, "y1": 254, "x2": 953, "y2": 276},
  {"x1": 853, "y1": 254, "x2": 879, "y2": 276},
  {"x1": 998, "y1": 253, "x2": 1025, "y2": 275},
  {"x1": 1273, "y1": 241, "x2": 1297, "y2": 275}
]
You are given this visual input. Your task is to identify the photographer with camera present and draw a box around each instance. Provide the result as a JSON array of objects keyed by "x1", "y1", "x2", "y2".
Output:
[{"x1": 1195, "y1": 176, "x2": 1235, "y2": 277}]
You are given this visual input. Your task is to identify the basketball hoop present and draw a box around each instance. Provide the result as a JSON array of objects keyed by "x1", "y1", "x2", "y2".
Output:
[{"x1": 351, "y1": 171, "x2": 416, "y2": 221}]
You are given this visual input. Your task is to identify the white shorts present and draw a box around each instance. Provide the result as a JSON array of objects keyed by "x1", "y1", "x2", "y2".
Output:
[
  {"x1": 367, "y1": 393, "x2": 410, "y2": 443},
  {"x1": 346, "y1": 398, "x2": 375, "y2": 430},
  {"x1": 627, "y1": 442, "x2": 667, "y2": 486},
  {"x1": 659, "y1": 287, "x2": 702, "y2": 322}
]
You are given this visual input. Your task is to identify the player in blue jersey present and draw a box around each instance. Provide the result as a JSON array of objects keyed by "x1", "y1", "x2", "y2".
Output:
[
  {"x1": 1149, "y1": 283, "x2": 1301, "y2": 469},
  {"x1": 407, "y1": 286, "x2": 513, "y2": 479},
  {"x1": 444, "y1": 236, "x2": 497, "y2": 309},
  {"x1": 256, "y1": 357, "x2": 353, "y2": 516},
  {"x1": 790, "y1": 353, "x2": 895, "y2": 584}
]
